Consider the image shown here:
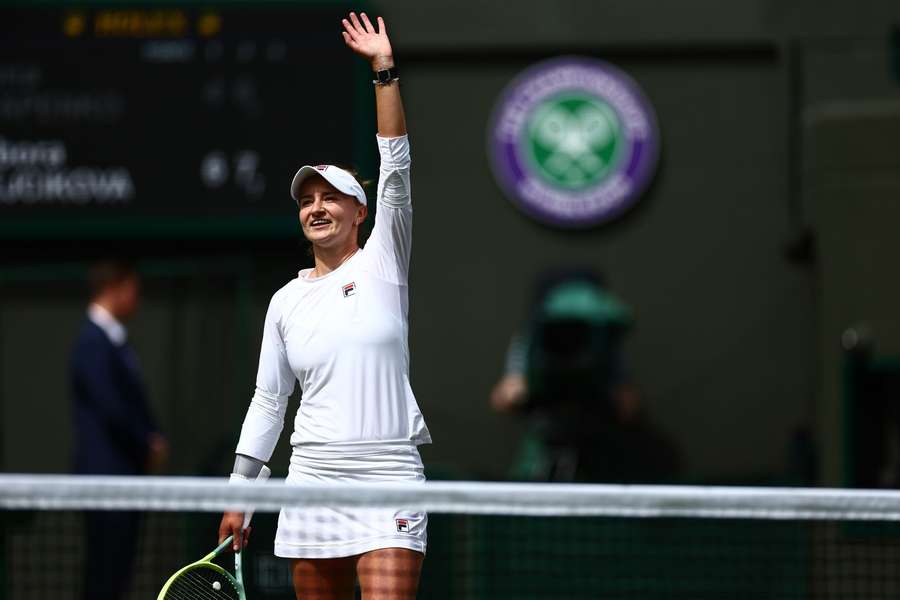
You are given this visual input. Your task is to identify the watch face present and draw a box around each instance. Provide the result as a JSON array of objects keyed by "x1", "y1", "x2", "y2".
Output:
[{"x1": 376, "y1": 68, "x2": 396, "y2": 83}]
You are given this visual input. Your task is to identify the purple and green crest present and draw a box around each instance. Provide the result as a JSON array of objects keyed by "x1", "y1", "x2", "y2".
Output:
[{"x1": 489, "y1": 57, "x2": 660, "y2": 228}]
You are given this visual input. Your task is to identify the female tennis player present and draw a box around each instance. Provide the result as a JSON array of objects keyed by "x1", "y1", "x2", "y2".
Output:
[{"x1": 218, "y1": 12, "x2": 430, "y2": 600}]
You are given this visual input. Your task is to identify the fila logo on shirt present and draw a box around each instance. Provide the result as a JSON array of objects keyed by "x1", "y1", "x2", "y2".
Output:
[
  {"x1": 315, "y1": 165, "x2": 329, "y2": 171},
  {"x1": 342, "y1": 282, "x2": 356, "y2": 298},
  {"x1": 395, "y1": 518, "x2": 409, "y2": 533}
]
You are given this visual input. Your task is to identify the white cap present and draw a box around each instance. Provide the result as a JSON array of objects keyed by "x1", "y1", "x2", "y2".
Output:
[{"x1": 290, "y1": 165, "x2": 367, "y2": 206}]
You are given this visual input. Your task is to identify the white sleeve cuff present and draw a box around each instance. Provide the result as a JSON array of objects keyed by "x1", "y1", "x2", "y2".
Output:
[{"x1": 376, "y1": 134, "x2": 410, "y2": 172}]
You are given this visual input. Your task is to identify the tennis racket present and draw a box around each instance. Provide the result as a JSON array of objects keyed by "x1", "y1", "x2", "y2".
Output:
[{"x1": 156, "y1": 466, "x2": 271, "y2": 600}]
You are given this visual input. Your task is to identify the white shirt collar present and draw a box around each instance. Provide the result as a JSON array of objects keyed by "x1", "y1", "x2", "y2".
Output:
[
  {"x1": 88, "y1": 303, "x2": 127, "y2": 346},
  {"x1": 299, "y1": 250, "x2": 361, "y2": 282}
]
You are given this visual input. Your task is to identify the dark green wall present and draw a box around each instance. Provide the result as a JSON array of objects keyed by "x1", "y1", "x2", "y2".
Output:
[{"x1": 807, "y1": 105, "x2": 900, "y2": 485}]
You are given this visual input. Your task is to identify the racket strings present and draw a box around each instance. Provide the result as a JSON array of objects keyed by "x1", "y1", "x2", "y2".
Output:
[{"x1": 162, "y1": 565, "x2": 240, "y2": 600}]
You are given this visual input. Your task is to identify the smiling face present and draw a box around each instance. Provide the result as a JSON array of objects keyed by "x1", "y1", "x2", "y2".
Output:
[{"x1": 296, "y1": 174, "x2": 367, "y2": 250}]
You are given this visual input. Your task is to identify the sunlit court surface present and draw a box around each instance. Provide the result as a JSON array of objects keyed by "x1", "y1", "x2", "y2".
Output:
[{"x1": 2, "y1": 1, "x2": 900, "y2": 599}]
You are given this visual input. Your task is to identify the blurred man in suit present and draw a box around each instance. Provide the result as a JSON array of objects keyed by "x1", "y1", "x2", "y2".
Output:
[{"x1": 71, "y1": 260, "x2": 168, "y2": 599}]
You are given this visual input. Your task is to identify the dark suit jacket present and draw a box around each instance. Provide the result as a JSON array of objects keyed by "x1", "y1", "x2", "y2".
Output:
[{"x1": 71, "y1": 319, "x2": 158, "y2": 475}]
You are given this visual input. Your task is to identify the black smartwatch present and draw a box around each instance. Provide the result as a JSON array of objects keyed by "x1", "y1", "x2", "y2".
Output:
[{"x1": 372, "y1": 66, "x2": 399, "y2": 86}]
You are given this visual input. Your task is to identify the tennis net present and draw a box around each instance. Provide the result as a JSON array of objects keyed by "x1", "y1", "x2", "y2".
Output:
[{"x1": 2, "y1": 475, "x2": 900, "y2": 598}]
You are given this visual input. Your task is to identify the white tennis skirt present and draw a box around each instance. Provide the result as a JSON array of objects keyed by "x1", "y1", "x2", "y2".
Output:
[{"x1": 274, "y1": 441, "x2": 427, "y2": 559}]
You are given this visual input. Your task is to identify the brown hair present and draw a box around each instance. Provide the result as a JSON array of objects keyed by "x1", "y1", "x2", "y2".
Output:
[
  {"x1": 335, "y1": 164, "x2": 375, "y2": 193},
  {"x1": 88, "y1": 260, "x2": 137, "y2": 299},
  {"x1": 336, "y1": 164, "x2": 374, "y2": 247}
]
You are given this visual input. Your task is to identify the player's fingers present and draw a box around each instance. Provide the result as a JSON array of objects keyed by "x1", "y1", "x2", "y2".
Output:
[
  {"x1": 342, "y1": 32, "x2": 361, "y2": 52},
  {"x1": 232, "y1": 524, "x2": 243, "y2": 552},
  {"x1": 242, "y1": 526, "x2": 252, "y2": 549},
  {"x1": 341, "y1": 19, "x2": 359, "y2": 42},
  {"x1": 349, "y1": 12, "x2": 365, "y2": 34},
  {"x1": 360, "y1": 12, "x2": 376, "y2": 33},
  {"x1": 377, "y1": 16, "x2": 387, "y2": 36}
]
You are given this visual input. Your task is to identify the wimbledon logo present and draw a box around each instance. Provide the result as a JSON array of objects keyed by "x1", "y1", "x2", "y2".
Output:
[{"x1": 489, "y1": 57, "x2": 660, "y2": 228}]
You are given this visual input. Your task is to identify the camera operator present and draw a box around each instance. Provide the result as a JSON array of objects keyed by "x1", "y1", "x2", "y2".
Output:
[{"x1": 491, "y1": 269, "x2": 679, "y2": 483}]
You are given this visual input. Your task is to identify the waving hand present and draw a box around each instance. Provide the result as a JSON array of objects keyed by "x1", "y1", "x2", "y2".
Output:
[
  {"x1": 342, "y1": 12, "x2": 394, "y2": 70},
  {"x1": 341, "y1": 12, "x2": 405, "y2": 137}
]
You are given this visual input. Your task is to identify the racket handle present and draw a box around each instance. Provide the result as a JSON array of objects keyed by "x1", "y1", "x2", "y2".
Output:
[{"x1": 241, "y1": 465, "x2": 270, "y2": 529}]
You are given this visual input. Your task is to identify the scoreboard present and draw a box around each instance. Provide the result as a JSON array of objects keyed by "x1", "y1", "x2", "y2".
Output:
[{"x1": 0, "y1": 4, "x2": 373, "y2": 239}]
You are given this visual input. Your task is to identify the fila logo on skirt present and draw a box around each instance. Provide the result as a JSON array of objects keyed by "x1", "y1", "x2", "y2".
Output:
[
  {"x1": 395, "y1": 518, "x2": 409, "y2": 533},
  {"x1": 342, "y1": 282, "x2": 356, "y2": 297}
]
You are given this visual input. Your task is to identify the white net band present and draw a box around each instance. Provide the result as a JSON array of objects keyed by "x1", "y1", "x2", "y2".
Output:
[{"x1": 3, "y1": 474, "x2": 900, "y2": 521}]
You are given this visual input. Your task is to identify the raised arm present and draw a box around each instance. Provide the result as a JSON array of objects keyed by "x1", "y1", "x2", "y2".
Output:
[{"x1": 342, "y1": 12, "x2": 406, "y2": 137}]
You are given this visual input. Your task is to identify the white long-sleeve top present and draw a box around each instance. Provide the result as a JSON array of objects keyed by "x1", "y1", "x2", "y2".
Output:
[{"x1": 235, "y1": 135, "x2": 431, "y2": 461}]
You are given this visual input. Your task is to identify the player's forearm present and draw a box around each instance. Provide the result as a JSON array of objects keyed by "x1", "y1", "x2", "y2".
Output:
[{"x1": 372, "y1": 54, "x2": 406, "y2": 137}]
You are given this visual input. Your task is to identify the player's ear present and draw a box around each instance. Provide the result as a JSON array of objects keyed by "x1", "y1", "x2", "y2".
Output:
[{"x1": 356, "y1": 204, "x2": 368, "y2": 225}]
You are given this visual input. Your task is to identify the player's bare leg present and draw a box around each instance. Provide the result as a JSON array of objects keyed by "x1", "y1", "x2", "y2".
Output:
[
  {"x1": 292, "y1": 557, "x2": 358, "y2": 600},
  {"x1": 356, "y1": 548, "x2": 423, "y2": 600}
]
